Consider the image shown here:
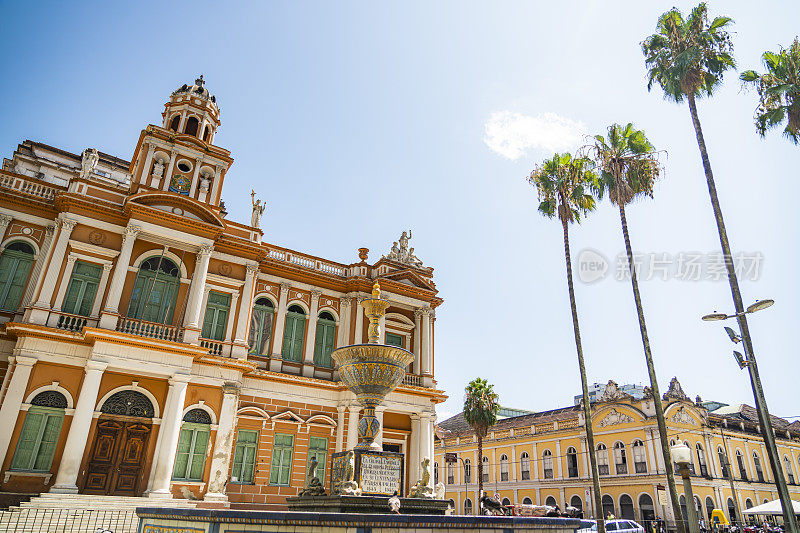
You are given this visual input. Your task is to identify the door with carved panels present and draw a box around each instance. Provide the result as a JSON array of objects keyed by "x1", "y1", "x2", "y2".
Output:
[{"x1": 83, "y1": 419, "x2": 151, "y2": 495}]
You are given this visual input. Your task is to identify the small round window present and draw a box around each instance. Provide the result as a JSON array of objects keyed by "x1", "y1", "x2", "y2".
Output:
[{"x1": 177, "y1": 161, "x2": 192, "y2": 173}]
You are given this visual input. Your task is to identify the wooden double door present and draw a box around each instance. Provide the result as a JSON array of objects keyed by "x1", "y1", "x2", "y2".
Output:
[{"x1": 83, "y1": 418, "x2": 151, "y2": 496}]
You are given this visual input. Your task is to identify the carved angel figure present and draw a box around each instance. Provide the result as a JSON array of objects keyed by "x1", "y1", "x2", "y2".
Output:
[{"x1": 80, "y1": 148, "x2": 99, "y2": 179}]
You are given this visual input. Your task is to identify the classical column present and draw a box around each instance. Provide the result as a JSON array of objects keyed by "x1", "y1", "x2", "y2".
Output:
[
  {"x1": 0, "y1": 214, "x2": 12, "y2": 238},
  {"x1": 302, "y1": 290, "x2": 322, "y2": 376},
  {"x1": 580, "y1": 436, "x2": 589, "y2": 479},
  {"x1": 99, "y1": 224, "x2": 140, "y2": 329},
  {"x1": 140, "y1": 144, "x2": 155, "y2": 187},
  {"x1": 511, "y1": 444, "x2": 518, "y2": 481},
  {"x1": 210, "y1": 165, "x2": 222, "y2": 205},
  {"x1": 148, "y1": 374, "x2": 190, "y2": 498},
  {"x1": 162, "y1": 151, "x2": 177, "y2": 191},
  {"x1": 420, "y1": 307, "x2": 432, "y2": 385},
  {"x1": 419, "y1": 412, "x2": 434, "y2": 488},
  {"x1": 346, "y1": 404, "x2": 360, "y2": 451},
  {"x1": 29, "y1": 218, "x2": 77, "y2": 324},
  {"x1": 353, "y1": 295, "x2": 365, "y2": 343},
  {"x1": 555, "y1": 440, "x2": 563, "y2": 479},
  {"x1": 335, "y1": 404, "x2": 346, "y2": 452},
  {"x1": 50, "y1": 361, "x2": 107, "y2": 493},
  {"x1": 269, "y1": 283, "x2": 291, "y2": 371},
  {"x1": 532, "y1": 443, "x2": 539, "y2": 480},
  {"x1": 413, "y1": 309, "x2": 422, "y2": 375},
  {"x1": 188, "y1": 157, "x2": 202, "y2": 198},
  {"x1": 409, "y1": 414, "x2": 420, "y2": 483},
  {"x1": 182, "y1": 244, "x2": 213, "y2": 344},
  {"x1": 204, "y1": 382, "x2": 240, "y2": 501},
  {"x1": 0, "y1": 356, "x2": 36, "y2": 465},
  {"x1": 232, "y1": 263, "x2": 258, "y2": 358},
  {"x1": 375, "y1": 406, "x2": 386, "y2": 448},
  {"x1": 90, "y1": 263, "x2": 113, "y2": 318},
  {"x1": 337, "y1": 297, "x2": 352, "y2": 347},
  {"x1": 378, "y1": 314, "x2": 386, "y2": 345},
  {"x1": 223, "y1": 292, "x2": 239, "y2": 346},
  {"x1": 19, "y1": 223, "x2": 55, "y2": 316}
]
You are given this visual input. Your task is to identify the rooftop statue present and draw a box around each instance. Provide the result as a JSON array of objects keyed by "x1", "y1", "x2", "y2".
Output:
[
  {"x1": 250, "y1": 189, "x2": 266, "y2": 228},
  {"x1": 384, "y1": 229, "x2": 426, "y2": 268},
  {"x1": 80, "y1": 148, "x2": 99, "y2": 179}
]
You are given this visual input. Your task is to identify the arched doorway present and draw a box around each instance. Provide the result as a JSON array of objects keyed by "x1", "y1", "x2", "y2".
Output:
[
  {"x1": 620, "y1": 494, "x2": 635, "y2": 519},
  {"x1": 83, "y1": 390, "x2": 155, "y2": 496},
  {"x1": 639, "y1": 494, "x2": 655, "y2": 527}
]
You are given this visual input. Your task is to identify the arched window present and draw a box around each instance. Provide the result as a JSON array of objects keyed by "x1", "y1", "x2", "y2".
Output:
[
  {"x1": 570, "y1": 495, "x2": 583, "y2": 511},
  {"x1": 463, "y1": 458, "x2": 471, "y2": 483},
  {"x1": 100, "y1": 390, "x2": 155, "y2": 418},
  {"x1": 184, "y1": 116, "x2": 199, "y2": 136},
  {"x1": 614, "y1": 442, "x2": 628, "y2": 475},
  {"x1": 502, "y1": 497, "x2": 511, "y2": 506},
  {"x1": 783, "y1": 455, "x2": 795, "y2": 484},
  {"x1": 696, "y1": 443, "x2": 708, "y2": 476},
  {"x1": 680, "y1": 495, "x2": 688, "y2": 522},
  {"x1": 718, "y1": 446, "x2": 730, "y2": 479},
  {"x1": 597, "y1": 443, "x2": 610, "y2": 475},
  {"x1": 566, "y1": 446, "x2": 579, "y2": 478},
  {"x1": 545, "y1": 496, "x2": 558, "y2": 507},
  {"x1": 173, "y1": 409, "x2": 211, "y2": 481},
  {"x1": 201, "y1": 291, "x2": 231, "y2": 341},
  {"x1": 705, "y1": 497, "x2": 716, "y2": 521},
  {"x1": 520, "y1": 451, "x2": 531, "y2": 480},
  {"x1": 602, "y1": 494, "x2": 615, "y2": 518},
  {"x1": 542, "y1": 449, "x2": 554, "y2": 479},
  {"x1": 500, "y1": 454, "x2": 509, "y2": 481},
  {"x1": 10, "y1": 391, "x2": 67, "y2": 472},
  {"x1": 0, "y1": 241, "x2": 34, "y2": 312},
  {"x1": 127, "y1": 257, "x2": 180, "y2": 324},
  {"x1": 202, "y1": 125, "x2": 211, "y2": 142},
  {"x1": 464, "y1": 498, "x2": 473, "y2": 515},
  {"x1": 434, "y1": 461, "x2": 439, "y2": 485},
  {"x1": 620, "y1": 494, "x2": 634, "y2": 519},
  {"x1": 694, "y1": 496, "x2": 702, "y2": 518},
  {"x1": 522, "y1": 497, "x2": 533, "y2": 505},
  {"x1": 249, "y1": 298, "x2": 275, "y2": 356},
  {"x1": 684, "y1": 441, "x2": 695, "y2": 474},
  {"x1": 640, "y1": 494, "x2": 656, "y2": 525},
  {"x1": 447, "y1": 461, "x2": 454, "y2": 484},
  {"x1": 745, "y1": 499, "x2": 753, "y2": 509},
  {"x1": 169, "y1": 115, "x2": 180, "y2": 132},
  {"x1": 633, "y1": 440, "x2": 647, "y2": 473},
  {"x1": 735, "y1": 449, "x2": 748, "y2": 481},
  {"x1": 727, "y1": 497, "x2": 737, "y2": 523},
  {"x1": 313, "y1": 311, "x2": 337, "y2": 368},
  {"x1": 482, "y1": 456, "x2": 489, "y2": 483},
  {"x1": 282, "y1": 304, "x2": 306, "y2": 361}
]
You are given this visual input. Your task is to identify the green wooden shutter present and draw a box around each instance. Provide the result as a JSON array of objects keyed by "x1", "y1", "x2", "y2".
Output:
[
  {"x1": 173, "y1": 427, "x2": 192, "y2": 479},
  {"x1": 32, "y1": 413, "x2": 63, "y2": 471},
  {"x1": 202, "y1": 292, "x2": 230, "y2": 341},
  {"x1": 127, "y1": 274, "x2": 148, "y2": 318},
  {"x1": 232, "y1": 430, "x2": 258, "y2": 483},
  {"x1": 269, "y1": 433, "x2": 294, "y2": 486},
  {"x1": 309, "y1": 437, "x2": 327, "y2": 483},
  {"x1": 281, "y1": 316, "x2": 295, "y2": 359},
  {"x1": 0, "y1": 254, "x2": 33, "y2": 311},
  {"x1": 313, "y1": 321, "x2": 336, "y2": 367},
  {"x1": 386, "y1": 333, "x2": 404, "y2": 347},
  {"x1": 282, "y1": 313, "x2": 306, "y2": 362},
  {"x1": 10, "y1": 411, "x2": 44, "y2": 470},
  {"x1": 62, "y1": 261, "x2": 102, "y2": 316},
  {"x1": 189, "y1": 429, "x2": 209, "y2": 480},
  {"x1": 231, "y1": 439, "x2": 245, "y2": 481}
]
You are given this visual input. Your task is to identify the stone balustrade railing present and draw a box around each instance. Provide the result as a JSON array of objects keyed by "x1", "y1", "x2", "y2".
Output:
[
  {"x1": 266, "y1": 247, "x2": 346, "y2": 277},
  {"x1": 117, "y1": 317, "x2": 183, "y2": 343},
  {"x1": 0, "y1": 172, "x2": 61, "y2": 202}
]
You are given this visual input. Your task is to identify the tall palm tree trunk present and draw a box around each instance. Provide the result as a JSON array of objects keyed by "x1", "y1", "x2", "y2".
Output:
[
  {"x1": 686, "y1": 93, "x2": 798, "y2": 532},
  {"x1": 618, "y1": 203, "x2": 686, "y2": 533},
  {"x1": 561, "y1": 212, "x2": 605, "y2": 533},
  {"x1": 477, "y1": 434, "x2": 483, "y2": 514}
]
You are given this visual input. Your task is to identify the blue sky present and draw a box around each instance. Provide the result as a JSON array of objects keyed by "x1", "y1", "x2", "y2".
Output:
[{"x1": 1, "y1": 1, "x2": 798, "y2": 422}]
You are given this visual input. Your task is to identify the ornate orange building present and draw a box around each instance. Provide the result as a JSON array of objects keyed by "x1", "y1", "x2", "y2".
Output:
[{"x1": 0, "y1": 77, "x2": 445, "y2": 508}]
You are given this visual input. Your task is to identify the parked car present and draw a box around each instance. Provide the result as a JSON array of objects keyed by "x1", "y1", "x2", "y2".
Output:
[{"x1": 577, "y1": 519, "x2": 646, "y2": 533}]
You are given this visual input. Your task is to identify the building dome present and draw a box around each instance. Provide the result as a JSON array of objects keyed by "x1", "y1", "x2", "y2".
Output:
[{"x1": 172, "y1": 75, "x2": 216, "y2": 103}]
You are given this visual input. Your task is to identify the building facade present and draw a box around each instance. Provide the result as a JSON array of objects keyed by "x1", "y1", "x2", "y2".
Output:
[
  {"x1": 0, "y1": 77, "x2": 445, "y2": 508},
  {"x1": 435, "y1": 379, "x2": 800, "y2": 526}
]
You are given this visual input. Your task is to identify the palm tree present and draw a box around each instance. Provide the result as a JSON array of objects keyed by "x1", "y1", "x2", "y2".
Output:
[
  {"x1": 589, "y1": 123, "x2": 685, "y2": 531},
  {"x1": 527, "y1": 152, "x2": 605, "y2": 533},
  {"x1": 463, "y1": 377, "x2": 499, "y2": 512},
  {"x1": 643, "y1": 5, "x2": 798, "y2": 531},
  {"x1": 740, "y1": 37, "x2": 800, "y2": 144}
]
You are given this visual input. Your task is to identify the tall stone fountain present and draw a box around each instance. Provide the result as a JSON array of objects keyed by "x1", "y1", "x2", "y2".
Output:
[{"x1": 288, "y1": 281, "x2": 448, "y2": 514}]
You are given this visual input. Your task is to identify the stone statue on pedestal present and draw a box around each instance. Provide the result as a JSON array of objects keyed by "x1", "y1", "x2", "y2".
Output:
[
  {"x1": 409, "y1": 457, "x2": 434, "y2": 498},
  {"x1": 250, "y1": 189, "x2": 266, "y2": 228},
  {"x1": 299, "y1": 456, "x2": 327, "y2": 497},
  {"x1": 80, "y1": 148, "x2": 99, "y2": 179}
]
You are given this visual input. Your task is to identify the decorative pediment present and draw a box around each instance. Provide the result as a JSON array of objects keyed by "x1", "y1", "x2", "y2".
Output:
[
  {"x1": 670, "y1": 406, "x2": 698, "y2": 426},
  {"x1": 125, "y1": 192, "x2": 225, "y2": 228},
  {"x1": 272, "y1": 410, "x2": 305, "y2": 423},
  {"x1": 597, "y1": 408, "x2": 634, "y2": 428},
  {"x1": 237, "y1": 406, "x2": 270, "y2": 419},
  {"x1": 306, "y1": 414, "x2": 337, "y2": 427},
  {"x1": 663, "y1": 377, "x2": 690, "y2": 402},
  {"x1": 379, "y1": 268, "x2": 436, "y2": 292},
  {"x1": 598, "y1": 380, "x2": 633, "y2": 402}
]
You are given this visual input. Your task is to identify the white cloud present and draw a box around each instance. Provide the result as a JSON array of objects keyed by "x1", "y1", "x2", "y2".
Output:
[
  {"x1": 483, "y1": 111, "x2": 588, "y2": 160},
  {"x1": 436, "y1": 409, "x2": 454, "y2": 422}
]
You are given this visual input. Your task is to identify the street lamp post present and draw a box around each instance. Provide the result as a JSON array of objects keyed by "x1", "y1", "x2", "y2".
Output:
[
  {"x1": 702, "y1": 299, "x2": 798, "y2": 532},
  {"x1": 672, "y1": 443, "x2": 700, "y2": 533}
]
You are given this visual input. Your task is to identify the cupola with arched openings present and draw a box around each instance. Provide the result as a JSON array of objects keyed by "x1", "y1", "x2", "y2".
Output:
[{"x1": 162, "y1": 75, "x2": 221, "y2": 144}]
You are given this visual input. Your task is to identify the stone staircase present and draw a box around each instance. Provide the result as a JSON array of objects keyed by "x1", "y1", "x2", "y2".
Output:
[{"x1": 0, "y1": 493, "x2": 200, "y2": 533}]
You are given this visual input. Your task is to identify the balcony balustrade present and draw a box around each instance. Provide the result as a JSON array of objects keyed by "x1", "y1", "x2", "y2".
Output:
[
  {"x1": 116, "y1": 317, "x2": 183, "y2": 342},
  {"x1": 47, "y1": 311, "x2": 98, "y2": 332}
]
